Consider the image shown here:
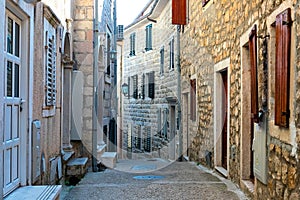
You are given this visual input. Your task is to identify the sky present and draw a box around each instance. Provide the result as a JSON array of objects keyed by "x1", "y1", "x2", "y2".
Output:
[{"x1": 117, "y1": 0, "x2": 151, "y2": 26}]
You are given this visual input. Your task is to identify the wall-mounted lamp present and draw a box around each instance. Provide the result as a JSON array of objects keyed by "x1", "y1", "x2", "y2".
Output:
[
  {"x1": 121, "y1": 83, "x2": 128, "y2": 96},
  {"x1": 110, "y1": 50, "x2": 117, "y2": 61}
]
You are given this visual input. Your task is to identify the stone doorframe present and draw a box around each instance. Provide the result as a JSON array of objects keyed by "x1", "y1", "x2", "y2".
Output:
[
  {"x1": 213, "y1": 58, "x2": 230, "y2": 177},
  {"x1": 239, "y1": 22, "x2": 259, "y2": 192}
]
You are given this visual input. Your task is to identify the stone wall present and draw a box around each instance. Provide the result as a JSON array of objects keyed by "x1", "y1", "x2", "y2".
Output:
[
  {"x1": 181, "y1": 0, "x2": 300, "y2": 198},
  {"x1": 122, "y1": 1, "x2": 179, "y2": 160},
  {"x1": 73, "y1": 0, "x2": 94, "y2": 155}
]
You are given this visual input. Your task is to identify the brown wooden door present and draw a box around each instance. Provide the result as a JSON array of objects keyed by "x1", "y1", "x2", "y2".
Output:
[{"x1": 221, "y1": 70, "x2": 228, "y2": 170}]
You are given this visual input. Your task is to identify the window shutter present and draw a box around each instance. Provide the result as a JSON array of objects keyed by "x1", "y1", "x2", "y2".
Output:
[
  {"x1": 142, "y1": 73, "x2": 145, "y2": 99},
  {"x1": 144, "y1": 126, "x2": 152, "y2": 152},
  {"x1": 160, "y1": 47, "x2": 164, "y2": 74},
  {"x1": 249, "y1": 25, "x2": 259, "y2": 123},
  {"x1": 45, "y1": 32, "x2": 57, "y2": 106},
  {"x1": 128, "y1": 77, "x2": 130, "y2": 99},
  {"x1": 172, "y1": 0, "x2": 187, "y2": 25},
  {"x1": 133, "y1": 74, "x2": 138, "y2": 99},
  {"x1": 145, "y1": 24, "x2": 152, "y2": 51},
  {"x1": 275, "y1": 8, "x2": 291, "y2": 128},
  {"x1": 190, "y1": 79, "x2": 196, "y2": 121},
  {"x1": 148, "y1": 72, "x2": 155, "y2": 99}
]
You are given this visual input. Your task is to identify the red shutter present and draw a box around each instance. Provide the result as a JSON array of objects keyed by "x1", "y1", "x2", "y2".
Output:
[
  {"x1": 275, "y1": 8, "x2": 291, "y2": 128},
  {"x1": 172, "y1": 0, "x2": 187, "y2": 25},
  {"x1": 249, "y1": 25, "x2": 259, "y2": 123}
]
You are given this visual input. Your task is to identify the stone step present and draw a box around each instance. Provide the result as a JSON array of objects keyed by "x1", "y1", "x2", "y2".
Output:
[
  {"x1": 100, "y1": 152, "x2": 117, "y2": 169},
  {"x1": 5, "y1": 185, "x2": 62, "y2": 200},
  {"x1": 66, "y1": 157, "x2": 88, "y2": 177}
]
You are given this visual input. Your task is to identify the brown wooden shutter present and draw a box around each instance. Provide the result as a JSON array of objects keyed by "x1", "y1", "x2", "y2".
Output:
[
  {"x1": 172, "y1": 0, "x2": 187, "y2": 25},
  {"x1": 190, "y1": 79, "x2": 196, "y2": 121},
  {"x1": 275, "y1": 8, "x2": 291, "y2": 128},
  {"x1": 249, "y1": 25, "x2": 259, "y2": 123},
  {"x1": 148, "y1": 72, "x2": 155, "y2": 99}
]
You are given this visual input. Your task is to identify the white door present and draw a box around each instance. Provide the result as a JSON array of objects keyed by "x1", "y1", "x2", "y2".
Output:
[{"x1": 3, "y1": 10, "x2": 23, "y2": 196}]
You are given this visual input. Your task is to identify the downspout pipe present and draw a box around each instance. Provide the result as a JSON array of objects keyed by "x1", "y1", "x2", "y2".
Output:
[{"x1": 92, "y1": 0, "x2": 99, "y2": 172}]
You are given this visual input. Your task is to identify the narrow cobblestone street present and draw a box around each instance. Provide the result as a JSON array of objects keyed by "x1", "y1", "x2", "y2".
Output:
[{"x1": 62, "y1": 159, "x2": 248, "y2": 200}]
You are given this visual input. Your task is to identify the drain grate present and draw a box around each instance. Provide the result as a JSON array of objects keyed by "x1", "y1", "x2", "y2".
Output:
[{"x1": 133, "y1": 175, "x2": 164, "y2": 180}]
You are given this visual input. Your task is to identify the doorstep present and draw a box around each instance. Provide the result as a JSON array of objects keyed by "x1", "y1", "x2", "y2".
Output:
[{"x1": 4, "y1": 185, "x2": 62, "y2": 200}]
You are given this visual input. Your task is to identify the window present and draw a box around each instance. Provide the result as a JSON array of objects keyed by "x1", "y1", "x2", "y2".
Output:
[
  {"x1": 169, "y1": 38, "x2": 174, "y2": 70},
  {"x1": 145, "y1": 24, "x2": 152, "y2": 51},
  {"x1": 202, "y1": 0, "x2": 211, "y2": 7},
  {"x1": 172, "y1": 0, "x2": 187, "y2": 25},
  {"x1": 129, "y1": 32, "x2": 135, "y2": 56},
  {"x1": 144, "y1": 126, "x2": 152, "y2": 152},
  {"x1": 190, "y1": 79, "x2": 196, "y2": 121},
  {"x1": 249, "y1": 25, "x2": 259, "y2": 123},
  {"x1": 162, "y1": 108, "x2": 168, "y2": 139},
  {"x1": 106, "y1": 34, "x2": 111, "y2": 75},
  {"x1": 142, "y1": 71, "x2": 155, "y2": 99},
  {"x1": 128, "y1": 74, "x2": 138, "y2": 99},
  {"x1": 5, "y1": 14, "x2": 21, "y2": 98},
  {"x1": 117, "y1": 25, "x2": 124, "y2": 40},
  {"x1": 274, "y1": 8, "x2": 291, "y2": 128},
  {"x1": 160, "y1": 47, "x2": 165, "y2": 75},
  {"x1": 44, "y1": 22, "x2": 57, "y2": 106}
]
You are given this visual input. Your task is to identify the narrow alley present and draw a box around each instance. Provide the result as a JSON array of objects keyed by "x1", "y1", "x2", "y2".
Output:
[{"x1": 62, "y1": 159, "x2": 248, "y2": 200}]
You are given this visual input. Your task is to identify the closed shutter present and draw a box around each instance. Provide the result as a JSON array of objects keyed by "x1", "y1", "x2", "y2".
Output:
[
  {"x1": 172, "y1": 0, "x2": 187, "y2": 25},
  {"x1": 130, "y1": 33, "x2": 135, "y2": 56},
  {"x1": 145, "y1": 24, "x2": 152, "y2": 51},
  {"x1": 148, "y1": 72, "x2": 155, "y2": 99},
  {"x1": 45, "y1": 30, "x2": 56, "y2": 106},
  {"x1": 190, "y1": 79, "x2": 196, "y2": 121},
  {"x1": 142, "y1": 73, "x2": 145, "y2": 99},
  {"x1": 249, "y1": 25, "x2": 259, "y2": 123},
  {"x1": 275, "y1": 8, "x2": 291, "y2": 128},
  {"x1": 144, "y1": 126, "x2": 152, "y2": 152},
  {"x1": 133, "y1": 74, "x2": 138, "y2": 99},
  {"x1": 128, "y1": 77, "x2": 130, "y2": 99}
]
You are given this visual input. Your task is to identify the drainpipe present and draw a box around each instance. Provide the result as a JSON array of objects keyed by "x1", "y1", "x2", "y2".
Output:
[
  {"x1": 177, "y1": 25, "x2": 183, "y2": 161},
  {"x1": 92, "y1": 0, "x2": 99, "y2": 172}
]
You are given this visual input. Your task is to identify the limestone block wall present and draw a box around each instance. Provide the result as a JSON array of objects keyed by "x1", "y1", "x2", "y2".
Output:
[
  {"x1": 122, "y1": 1, "x2": 179, "y2": 159},
  {"x1": 181, "y1": 0, "x2": 300, "y2": 198},
  {"x1": 72, "y1": 0, "x2": 94, "y2": 156}
]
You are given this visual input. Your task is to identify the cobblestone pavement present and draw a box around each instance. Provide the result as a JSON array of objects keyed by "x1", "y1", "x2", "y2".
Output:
[{"x1": 62, "y1": 159, "x2": 249, "y2": 200}]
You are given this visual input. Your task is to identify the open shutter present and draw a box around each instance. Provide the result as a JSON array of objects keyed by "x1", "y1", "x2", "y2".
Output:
[
  {"x1": 45, "y1": 30, "x2": 57, "y2": 106},
  {"x1": 148, "y1": 72, "x2": 155, "y2": 99},
  {"x1": 190, "y1": 79, "x2": 196, "y2": 121},
  {"x1": 275, "y1": 8, "x2": 291, "y2": 128},
  {"x1": 172, "y1": 0, "x2": 187, "y2": 25},
  {"x1": 249, "y1": 25, "x2": 259, "y2": 123}
]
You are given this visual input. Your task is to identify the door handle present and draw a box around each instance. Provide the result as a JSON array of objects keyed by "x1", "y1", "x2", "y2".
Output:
[{"x1": 20, "y1": 98, "x2": 26, "y2": 112}]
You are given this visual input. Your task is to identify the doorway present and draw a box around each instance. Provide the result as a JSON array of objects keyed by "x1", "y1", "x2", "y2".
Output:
[{"x1": 214, "y1": 58, "x2": 230, "y2": 176}]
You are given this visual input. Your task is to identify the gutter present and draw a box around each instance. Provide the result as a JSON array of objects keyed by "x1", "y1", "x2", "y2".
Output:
[{"x1": 125, "y1": 0, "x2": 159, "y2": 30}]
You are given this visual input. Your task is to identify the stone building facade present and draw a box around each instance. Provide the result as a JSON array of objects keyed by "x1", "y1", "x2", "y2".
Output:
[
  {"x1": 179, "y1": 0, "x2": 300, "y2": 199},
  {"x1": 72, "y1": 0, "x2": 117, "y2": 161},
  {"x1": 122, "y1": 0, "x2": 181, "y2": 160}
]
